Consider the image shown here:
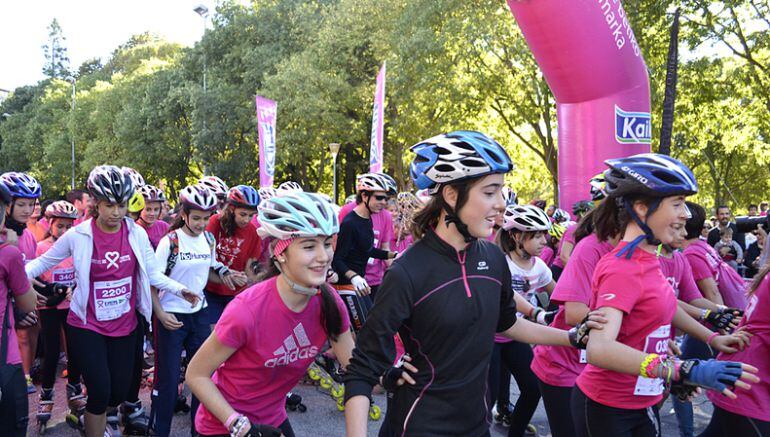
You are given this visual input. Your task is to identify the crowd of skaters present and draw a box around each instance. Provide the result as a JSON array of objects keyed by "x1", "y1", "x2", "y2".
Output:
[{"x1": 0, "y1": 130, "x2": 767, "y2": 437}]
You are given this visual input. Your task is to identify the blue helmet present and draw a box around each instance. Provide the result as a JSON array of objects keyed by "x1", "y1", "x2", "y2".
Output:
[
  {"x1": 227, "y1": 185, "x2": 260, "y2": 209},
  {"x1": 409, "y1": 130, "x2": 513, "y2": 191},
  {"x1": 604, "y1": 153, "x2": 698, "y2": 199},
  {"x1": 0, "y1": 172, "x2": 42, "y2": 199},
  {"x1": 0, "y1": 181, "x2": 12, "y2": 205}
]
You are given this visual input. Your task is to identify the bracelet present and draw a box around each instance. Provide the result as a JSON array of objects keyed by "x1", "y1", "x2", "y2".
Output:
[
  {"x1": 706, "y1": 331, "x2": 719, "y2": 347},
  {"x1": 639, "y1": 353, "x2": 659, "y2": 378},
  {"x1": 528, "y1": 306, "x2": 536, "y2": 318},
  {"x1": 699, "y1": 309, "x2": 709, "y2": 321},
  {"x1": 224, "y1": 412, "x2": 239, "y2": 430}
]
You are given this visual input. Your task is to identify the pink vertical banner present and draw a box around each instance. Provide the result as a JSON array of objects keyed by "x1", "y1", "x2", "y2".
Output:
[
  {"x1": 506, "y1": 0, "x2": 651, "y2": 210},
  {"x1": 369, "y1": 63, "x2": 386, "y2": 173},
  {"x1": 255, "y1": 96, "x2": 277, "y2": 188}
]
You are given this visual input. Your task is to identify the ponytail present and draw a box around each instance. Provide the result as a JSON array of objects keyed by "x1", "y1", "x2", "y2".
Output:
[
  {"x1": 592, "y1": 194, "x2": 657, "y2": 242},
  {"x1": 168, "y1": 205, "x2": 191, "y2": 232},
  {"x1": 573, "y1": 209, "x2": 596, "y2": 244},
  {"x1": 219, "y1": 206, "x2": 237, "y2": 237},
  {"x1": 410, "y1": 179, "x2": 480, "y2": 240}
]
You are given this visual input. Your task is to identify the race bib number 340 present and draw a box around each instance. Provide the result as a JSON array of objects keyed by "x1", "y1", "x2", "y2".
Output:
[{"x1": 93, "y1": 277, "x2": 132, "y2": 322}]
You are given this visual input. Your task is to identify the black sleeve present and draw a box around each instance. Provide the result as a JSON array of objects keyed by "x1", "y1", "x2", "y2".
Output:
[
  {"x1": 344, "y1": 263, "x2": 414, "y2": 402},
  {"x1": 332, "y1": 221, "x2": 354, "y2": 277},
  {"x1": 707, "y1": 228, "x2": 719, "y2": 248},
  {"x1": 732, "y1": 224, "x2": 746, "y2": 250},
  {"x1": 368, "y1": 247, "x2": 390, "y2": 260},
  {"x1": 496, "y1": 256, "x2": 518, "y2": 333}
]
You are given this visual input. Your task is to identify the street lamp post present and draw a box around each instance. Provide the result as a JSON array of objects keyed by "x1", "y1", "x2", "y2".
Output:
[
  {"x1": 329, "y1": 143, "x2": 341, "y2": 204},
  {"x1": 194, "y1": 5, "x2": 208, "y2": 95},
  {"x1": 66, "y1": 76, "x2": 76, "y2": 190}
]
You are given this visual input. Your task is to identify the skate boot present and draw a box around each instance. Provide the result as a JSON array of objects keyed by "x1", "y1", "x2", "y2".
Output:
[
  {"x1": 65, "y1": 383, "x2": 88, "y2": 432},
  {"x1": 36, "y1": 388, "x2": 54, "y2": 434},
  {"x1": 285, "y1": 392, "x2": 307, "y2": 412},
  {"x1": 120, "y1": 400, "x2": 150, "y2": 435},
  {"x1": 106, "y1": 408, "x2": 122, "y2": 437},
  {"x1": 492, "y1": 402, "x2": 513, "y2": 426},
  {"x1": 174, "y1": 393, "x2": 191, "y2": 414}
]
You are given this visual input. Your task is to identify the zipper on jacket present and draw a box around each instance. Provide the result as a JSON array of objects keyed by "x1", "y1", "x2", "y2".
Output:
[{"x1": 456, "y1": 250, "x2": 472, "y2": 298}]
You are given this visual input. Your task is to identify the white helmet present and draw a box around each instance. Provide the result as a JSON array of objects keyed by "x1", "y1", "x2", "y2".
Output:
[
  {"x1": 179, "y1": 184, "x2": 218, "y2": 212},
  {"x1": 138, "y1": 184, "x2": 166, "y2": 203},
  {"x1": 552, "y1": 208, "x2": 570, "y2": 224},
  {"x1": 277, "y1": 181, "x2": 303, "y2": 194},
  {"x1": 502, "y1": 204, "x2": 552, "y2": 232},
  {"x1": 257, "y1": 192, "x2": 339, "y2": 240},
  {"x1": 122, "y1": 167, "x2": 145, "y2": 188},
  {"x1": 88, "y1": 165, "x2": 135, "y2": 204},
  {"x1": 199, "y1": 176, "x2": 229, "y2": 199},
  {"x1": 258, "y1": 187, "x2": 277, "y2": 203},
  {"x1": 356, "y1": 173, "x2": 397, "y2": 195},
  {"x1": 45, "y1": 200, "x2": 78, "y2": 220}
]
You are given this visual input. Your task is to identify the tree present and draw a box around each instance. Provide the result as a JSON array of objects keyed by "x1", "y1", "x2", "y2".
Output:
[{"x1": 42, "y1": 18, "x2": 71, "y2": 79}]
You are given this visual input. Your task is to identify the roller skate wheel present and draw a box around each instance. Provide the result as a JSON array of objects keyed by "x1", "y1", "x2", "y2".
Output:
[
  {"x1": 331, "y1": 385, "x2": 344, "y2": 398},
  {"x1": 307, "y1": 367, "x2": 321, "y2": 381},
  {"x1": 337, "y1": 399, "x2": 345, "y2": 411},
  {"x1": 369, "y1": 405, "x2": 381, "y2": 420},
  {"x1": 320, "y1": 377, "x2": 333, "y2": 389}
]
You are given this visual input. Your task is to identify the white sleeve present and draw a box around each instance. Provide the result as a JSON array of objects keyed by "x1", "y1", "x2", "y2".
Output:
[
  {"x1": 26, "y1": 231, "x2": 74, "y2": 278},
  {"x1": 534, "y1": 257, "x2": 553, "y2": 289},
  {"x1": 155, "y1": 235, "x2": 171, "y2": 270}
]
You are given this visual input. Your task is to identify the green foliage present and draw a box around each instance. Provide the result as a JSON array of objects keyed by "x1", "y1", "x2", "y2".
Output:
[
  {"x1": 41, "y1": 18, "x2": 71, "y2": 79},
  {"x1": 0, "y1": 0, "x2": 767, "y2": 211}
]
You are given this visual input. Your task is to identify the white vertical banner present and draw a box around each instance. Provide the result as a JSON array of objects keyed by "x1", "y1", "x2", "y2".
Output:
[{"x1": 369, "y1": 62, "x2": 386, "y2": 173}]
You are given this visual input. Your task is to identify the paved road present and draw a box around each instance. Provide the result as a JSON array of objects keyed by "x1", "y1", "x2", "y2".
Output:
[{"x1": 27, "y1": 371, "x2": 713, "y2": 436}]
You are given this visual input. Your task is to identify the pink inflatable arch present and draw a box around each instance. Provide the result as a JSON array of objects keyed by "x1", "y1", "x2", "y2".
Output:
[{"x1": 506, "y1": 0, "x2": 652, "y2": 210}]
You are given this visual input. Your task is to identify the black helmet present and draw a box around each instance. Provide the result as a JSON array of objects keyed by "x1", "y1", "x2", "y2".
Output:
[{"x1": 87, "y1": 165, "x2": 135, "y2": 204}]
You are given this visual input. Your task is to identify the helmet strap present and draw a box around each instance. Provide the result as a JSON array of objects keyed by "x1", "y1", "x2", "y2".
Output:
[
  {"x1": 441, "y1": 202, "x2": 476, "y2": 244},
  {"x1": 4, "y1": 211, "x2": 25, "y2": 237},
  {"x1": 274, "y1": 260, "x2": 319, "y2": 296},
  {"x1": 616, "y1": 198, "x2": 662, "y2": 259}
]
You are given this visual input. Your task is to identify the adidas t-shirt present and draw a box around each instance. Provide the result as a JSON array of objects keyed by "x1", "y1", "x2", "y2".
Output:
[
  {"x1": 154, "y1": 230, "x2": 215, "y2": 314},
  {"x1": 195, "y1": 276, "x2": 350, "y2": 433}
]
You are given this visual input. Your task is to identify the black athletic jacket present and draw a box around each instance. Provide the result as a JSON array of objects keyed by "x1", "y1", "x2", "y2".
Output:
[{"x1": 344, "y1": 229, "x2": 518, "y2": 436}]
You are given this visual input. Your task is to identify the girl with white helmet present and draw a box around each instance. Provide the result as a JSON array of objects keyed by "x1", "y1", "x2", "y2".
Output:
[
  {"x1": 187, "y1": 192, "x2": 354, "y2": 437},
  {"x1": 0, "y1": 172, "x2": 43, "y2": 394},
  {"x1": 136, "y1": 184, "x2": 170, "y2": 250},
  {"x1": 488, "y1": 204, "x2": 558, "y2": 434},
  {"x1": 25, "y1": 165, "x2": 197, "y2": 437},
  {"x1": 33, "y1": 201, "x2": 87, "y2": 433},
  {"x1": 344, "y1": 131, "x2": 606, "y2": 436},
  {"x1": 148, "y1": 184, "x2": 241, "y2": 437}
]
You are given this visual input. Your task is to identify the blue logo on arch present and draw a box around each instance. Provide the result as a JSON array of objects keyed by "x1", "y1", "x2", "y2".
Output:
[{"x1": 615, "y1": 106, "x2": 652, "y2": 145}]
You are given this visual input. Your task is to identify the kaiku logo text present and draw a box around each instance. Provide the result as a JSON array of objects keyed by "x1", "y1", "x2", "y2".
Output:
[{"x1": 614, "y1": 106, "x2": 651, "y2": 145}]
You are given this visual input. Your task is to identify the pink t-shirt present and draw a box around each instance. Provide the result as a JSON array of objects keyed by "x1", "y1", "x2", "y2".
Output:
[
  {"x1": 0, "y1": 244, "x2": 31, "y2": 365},
  {"x1": 18, "y1": 228, "x2": 37, "y2": 263},
  {"x1": 684, "y1": 240, "x2": 747, "y2": 308},
  {"x1": 337, "y1": 201, "x2": 356, "y2": 222},
  {"x1": 67, "y1": 221, "x2": 137, "y2": 337},
  {"x1": 708, "y1": 275, "x2": 770, "y2": 421},
  {"x1": 195, "y1": 277, "x2": 350, "y2": 433},
  {"x1": 390, "y1": 234, "x2": 414, "y2": 255},
  {"x1": 659, "y1": 252, "x2": 702, "y2": 303},
  {"x1": 551, "y1": 224, "x2": 576, "y2": 269},
  {"x1": 539, "y1": 246, "x2": 555, "y2": 266},
  {"x1": 576, "y1": 242, "x2": 677, "y2": 409},
  {"x1": 139, "y1": 219, "x2": 170, "y2": 250},
  {"x1": 365, "y1": 210, "x2": 393, "y2": 286},
  {"x1": 531, "y1": 234, "x2": 613, "y2": 387},
  {"x1": 36, "y1": 238, "x2": 74, "y2": 310}
]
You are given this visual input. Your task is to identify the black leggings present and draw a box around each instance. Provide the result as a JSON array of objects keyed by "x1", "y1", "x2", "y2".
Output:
[
  {"x1": 125, "y1": 317, "x2": 148, "y2": 404},
  {"x1": 487, "y1": 341, "x2": 541, "y2": 437},
  {"x1": 699, "y1": 405, "x2": 770, "y2": 437},
  {"x1": 200, "y1": 419, "x2": 295, "y2": 437},
  {"x1": 537, "y1": 380, "x2": 575, "y2": 437},
  {"x1": 38, "y1": 308, "x2": 80, "y2": 389},
  {"x1": 571, "y1": 386, "x2": 661, "y2": 437},
  {"x1": 67, "y1": 324, "x2": 137, "y2": 414}
]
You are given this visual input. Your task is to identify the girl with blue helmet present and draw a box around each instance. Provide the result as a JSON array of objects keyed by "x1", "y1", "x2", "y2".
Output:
[
  {"x1": 344, "y1": 131, "x2": 606, "y2": 436},
  {"x1": 573, "y1": 153, "x2": 758, "y2": 437},
  {"x1": 187, "y1": 192, "x2": 355, "y2": 437}
]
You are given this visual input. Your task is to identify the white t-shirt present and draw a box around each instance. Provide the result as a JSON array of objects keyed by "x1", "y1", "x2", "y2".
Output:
[
  {"x1": 155, "y1": 230, "x2": 217, "y2": 314},
  {"x1": 506, "y1": 255, "x2": 553, "y2": 309}
]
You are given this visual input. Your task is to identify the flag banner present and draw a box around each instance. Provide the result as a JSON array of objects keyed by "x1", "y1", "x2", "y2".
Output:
[
  {"x1": 256, "y1": 96, "x2": 277, "y2": 188},
  {"x1": 369, "y1": 63, "x2": 386, "y2": 173}
]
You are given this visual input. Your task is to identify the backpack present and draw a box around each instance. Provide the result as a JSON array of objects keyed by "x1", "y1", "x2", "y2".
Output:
[{"x1": 165, "y1": 230, "x2": 216, "y2": 276}]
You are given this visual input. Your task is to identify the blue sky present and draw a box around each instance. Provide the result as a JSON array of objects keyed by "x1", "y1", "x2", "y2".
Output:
[{"x1": 0, "y1": 0, "x2": 220, "y2": 91}]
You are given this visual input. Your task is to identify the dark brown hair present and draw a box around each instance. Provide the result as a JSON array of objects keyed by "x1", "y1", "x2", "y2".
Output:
[
  {"x1": 749, "y1": 264, "x2": 770, "y2": 297},
  {"x1": 218, "y1": 206, "x2": 238, "y2": 237},
  {"x1": 257, "y1": 242, "x2": 344, "y2": 341},
  {"x1": 499, "y1": 229, "x2": 540, "y2": 253},
  {"x1": 573, "y1": 209, "x2": 596, "y2": 244},
  {"x1": 411, "y1": 180, "x2": 481, "y2": 240},
  {"x1": 592, "y1": 195, "x2": 657, "y2": 242}
]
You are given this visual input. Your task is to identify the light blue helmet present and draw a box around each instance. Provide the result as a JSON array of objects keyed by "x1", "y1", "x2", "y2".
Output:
[{"x1": 257, "y1": 192, "x2": 339, "y2": 240}]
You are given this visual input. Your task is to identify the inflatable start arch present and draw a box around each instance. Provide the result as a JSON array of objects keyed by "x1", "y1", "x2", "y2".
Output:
[{"x1": 506, "y1": 0, "x2": 651, "y2": 210}]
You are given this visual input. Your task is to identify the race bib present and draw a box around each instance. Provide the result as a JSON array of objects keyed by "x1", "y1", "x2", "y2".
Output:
[
  {"x1": 579, "y1": 349, "x2": 587, "y2": 364},
  {"x1": 52, "y1": 268, "x2": 75, "y2": 288},
  {"x1": 93, "y1": 277, "x2": 132, "y2": 322},
  {"x1": 367, "y1": 234, "x2": 381, "y2": 265},
  {"x1": 634, "y1": 324, "x2": 670, "y2": 396}
]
